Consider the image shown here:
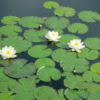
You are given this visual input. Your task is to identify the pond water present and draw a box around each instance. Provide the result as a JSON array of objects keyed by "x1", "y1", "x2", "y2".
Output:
[{"x1": 0, "y1": 0, "x2": 100, "y2": 100}]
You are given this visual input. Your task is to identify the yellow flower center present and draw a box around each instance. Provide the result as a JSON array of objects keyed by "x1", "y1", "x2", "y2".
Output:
[
  {"x1": 6, "y1": 51, "x2": 10, "y2": 55},
  {"x1": 74, "y1": 43, "x2": 78, "y2": 46},
  {"x1": 52, "y1": 33, "x2": 55, "y2": 36}
]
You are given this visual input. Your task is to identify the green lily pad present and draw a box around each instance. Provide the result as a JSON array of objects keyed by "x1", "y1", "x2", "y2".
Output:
[
  {"x1": 62, "y1": 72, "x2": 74, "y2": 77},
  {"x1": 1, "y1": 16, "x2": 20, "y2": 25},
  {"x1": 19, "y1": 16, "x2": 44, "y2": 28},
  {"x1": 53, "y1": 29, "x2": 63, "y2": 35},
  {"x1": 51, "y1": 49, "x2": 66, "y2": 62},
  {"x1": 65, "y1": 51, "x2": 77, "y2": 57},
  {"x1": 0, "y1": 36, "x2": 32, "y2": 53},
  {"x1": 24, "y1": 29, "x2": 41, "y2": 42},
  {"x1": 60, "y1": 56, "x2": 89, "y2": 72},
  {"x1": 64, "y1": 89, "x2": 89, "y2": 100},
  {"x1": 9, "y1": 78, "x2": 36, "y2": 93},
  {"x1": 56, "y1": 34, "x2": 80, "y2": 48},
  {"x1": 34, "y1": 86, "x2": 58, "y2": 100},
  {"x1": 14, "y1": 91, "x2": 35, "y2": 100},
  {"x1": 43, "y1": 1, "x2": 59, "y2": 9},
  {"x1": 4, "y1": 59, "x2": 36, "y2": 78},
  {"x1": 0, "y1": 91, "x2": 15, "y2": 100},
  {"x1": 0, "y1": 25, "x2": 22, "y2": 36},
  {"x1": 64, "y1": 75, "x2": 89, "y2": 90},
  {"x1": 37, "y1": 66, "x2": 61, "y2": 82},
  {"x1": 78, "y1": 48, "x2": 99, "y2": 60},
  {"x1": 88, "y1": 91, "x2": 100, "y2": 100},
  {"x1": 78, "y1": 11, "x2": 100, "y2": 23},
  {"x1": 28, "y1": 45, "x2": 52, "y2": 58},
  {"x1": 83, "y1": 71, "x2": 100, "y2": 82},
  {"x1": 45, "y1": 17, "x2": 70, "y2": 29},
  {"x1": 84, "y1": 37, "x2": 100, "y2": 50},
  {"x1": 90, "y1": 62, "x2": 100, "y2": 74},
  {"x1": 54, "y1": 7, "x2": 76, "y2": 17},
  {"x1": 68, "y1": 23, "x2": 89, "y2": 34},
  {"x1": 35, "y1": 58, "x2": 55, "y2": 68}
]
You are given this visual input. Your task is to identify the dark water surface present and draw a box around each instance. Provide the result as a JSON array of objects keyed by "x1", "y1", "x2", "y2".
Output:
[{"x1": 0, "y1": 0, "x2": 100, "y2": 91}]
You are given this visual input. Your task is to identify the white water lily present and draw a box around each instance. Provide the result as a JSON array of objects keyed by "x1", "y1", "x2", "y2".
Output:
[
  {"x1": 45, "y1": 31, "x2": 61, "y2": 41},
  {"x1": 68, "y1": 39, "x2": 85, "y2": 53},
  {"x1": 0, "y1": 46, "x2": 17, "y2": 59}
]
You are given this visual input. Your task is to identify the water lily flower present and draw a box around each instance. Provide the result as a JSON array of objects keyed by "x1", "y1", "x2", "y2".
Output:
[
  {"x1": 45, "y1": 31, "x2": 61, "y2": 41},
  {"x1": 0, "y1": 46, "x2": 17, "y2": 59},
  {"x1": 67, "y1": 39, "x2": 85, "y2": 53}
]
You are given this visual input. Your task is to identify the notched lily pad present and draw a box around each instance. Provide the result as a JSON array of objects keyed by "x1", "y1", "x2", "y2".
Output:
[
  {"x1": 68, "y1": 23, "x2": 89, "y2": 34},
  {"x1": 45, "y1": 17, "x2": 70, "y2": 29},
  {"x1": 78, "y1": 11, "x2": 100, "y2": 23},
  {"x1": 1, "y1": 16, "x2": 20, "y2": 25},
  {"x1": 4, "y1": 59, "x2": 36, "y2": 78},
  {"x1": 54, "y1": 7, "x2": 76, "y2": 17},
  {"x1": 43, "y1": 1, "x2": 59, "y2": 9},
  {"x1": 19, "y1": 16, "x2": 44, "y2": 28},
  {"x1": 0, "y1": 25, "x2": 22, "y2": 36}
]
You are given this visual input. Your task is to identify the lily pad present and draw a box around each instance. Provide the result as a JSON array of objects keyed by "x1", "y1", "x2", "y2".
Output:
[
  {"x1": 35, "y1": 58, "x2": 55, "y2": 68},
  {"x1": 0, "y1": 36, "x2": 32, "y2": 53},
  {"x1": 68, "y1": 23, "x2": 89, "y2": 34},
  {"x1": 84, "y1": 37, "x2": 100, "y2": 50},
  {"x1": 56, "y1": 34, "x2": 80, "y2": 48},
  {"x1": 1, "y1": 16, "x2": 20, "y2": 25},
  {"x1": 64, "y1": 89, "x2": 89, "y2": 100},
  {"x1": 19, "y1": 16, "x2": 44, "y2": 28},
  {"x1": 43, "y1": 1, "x2": 59, "y2": 9},
  {"x1": 78, "y1": 48, "x2": 99, "y2": 60},
  {"x1": 62, "y1": 72, "x2": 74, "y2": 77},
  {"x1": 45, "y1": 17, "x2": 70, "y2": 29},
  {"x1": 24, "y1": 29, "x2": 41, "y2": 42},
  {"x1": 0, "y1": 91, "x2": 15, "y2": 100},
  {"x1": 37, "y1": 66, "x2": 61, "y2": 82},
  {"x1": 28, "y1": 45, "x2": 52, "y2": 58},
  {"x1": 0, "y1": 25, "x2": 22, "y2": 36},
  {"x1": 4, "y1": 59, "x2": 36, "y2": 78},
  {"x1": 51, "y1": 49, "x2": 66, "y2": 62},
  {"x1": 64, "y1": 75, "x2": 89, "y2": 90},
  {"x1": 60, "y1": 56, "x2": 89, "y2": 72},
  {"x1": 53, "y1": 29, "x2": 63, "y2": 35},
  {"x1": 54, "y1": 7, "x2": 76, "y2": 17},
  {"x1": 78, "y1": 11, "x2": 100, "y2": 23},
  {"x1": 9, "y1": 78, "x2": 36, "y2": 93},
  {"x1": 83, "y1": 71, "x2": 100, "y2": 82}
]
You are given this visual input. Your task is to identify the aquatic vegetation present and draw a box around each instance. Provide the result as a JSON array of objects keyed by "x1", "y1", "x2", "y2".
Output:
[{"x1": 0, "y1": 0, "x2": 100, "y2": 100}]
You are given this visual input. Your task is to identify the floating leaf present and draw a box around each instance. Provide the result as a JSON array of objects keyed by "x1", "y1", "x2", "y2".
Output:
[
  {"x1": 1, "y1": 16, "x2": 20, "y2": 25},
  {"x1": 65, "y1": 51, "x2": 77, "y2": 57},
  {"x1": 84, "y1": 37, "x2": 100, "y2": 50},
  {"x1": 9, "y1": 78, "x2": 36, "y2": 93},
  {"x1": 56, "y1": 34, "x2": 80, "y2": 48},
  {"x1": 28, "y1": 45, "x2": 52, "y2": 58},
  {"x1": 78, "y1": 48, "x2": 99, "y2": 60},
  {"x1": 83, "y1": 71, "x2": 100, "y2": 82},
  {"x1": 34, "y1": 86, "x2": 58, "y2": 100},
  {"x1": 45, "y1": 17, "x2": 70, "y2": 29},
  {"x1": 53, "y1": 29, "x2": 63, "y2": 35},
  {"x1": 19, "y1": 16, "x2": 44, "y2": 28},
  {"x1": 64, "y1": 75, "x2": 89, "y2": 90},
  {"x1": 51, "y1": 49, "x2": 66, "y2": 62},
  {"x1": 4, "y1": 59, "x2": 36, "y2": 78},
  {"x1": 62, "y1": 72, "x2": 74, "y2": 77},
  {"x1": 54, "y1": 7, "x2": 76, "y2": 17},
  {"x1": 35, "y1": 58, "x2": 55, "y2": 68},
  {"x1": 68, "y1": 23, "x2": 89, "y2": 34},
  {"x1": 0, "y1": 36, "x2": 32, "y2": 53},
  {"x1": 60, "y1": 56, "x2": 89, "y2": 72},
  {"x1": 90, "y1": 62, "x2": 100, "y2": 73},
  {"x1": 37, "y1": 66, "x2": 61, "y2": 82},
  {"x1": 78, "y1": 11, "x2": 100, "y2": 22},
  {"x1": 24, "y1": 29, "x2": 41, "y2": 42},
  {"x1": 64, "y1": 89, "x2": 89, "y2": 100},
  {"x1": 0, "y1": 25, "x2": 22, "y2": 36},
  {"x1": 88, "y1": 91, "x2": 100, "y2": 100},
  {"x1": 43, "y1": 1, "x2": 59, "y2": 9},
  {"x1": 0, "y1": 91, "x2": 15, "y2": 100}
]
